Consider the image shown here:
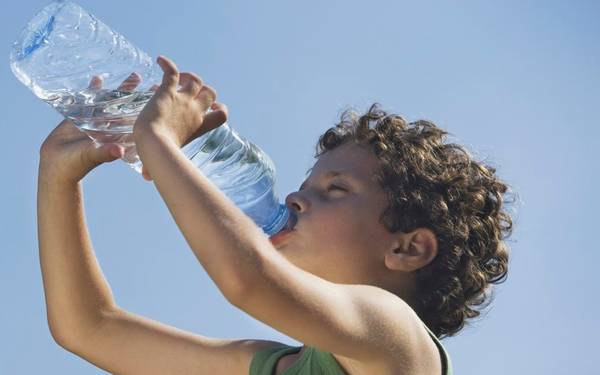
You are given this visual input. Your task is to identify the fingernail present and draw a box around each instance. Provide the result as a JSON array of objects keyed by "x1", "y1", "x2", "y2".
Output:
[{"x1": 111, "y1": 147, "x2": 123, "y2": 157}]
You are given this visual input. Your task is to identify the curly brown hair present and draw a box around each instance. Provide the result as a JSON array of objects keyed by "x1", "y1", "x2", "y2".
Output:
[{"x1": 315, "y1": 103, "x2": 515, "y2": 339}]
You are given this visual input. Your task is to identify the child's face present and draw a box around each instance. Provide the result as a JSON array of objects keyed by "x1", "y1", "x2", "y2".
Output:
[{"x1": 274, "y1": 142, "x2": 399, "y2": 284}]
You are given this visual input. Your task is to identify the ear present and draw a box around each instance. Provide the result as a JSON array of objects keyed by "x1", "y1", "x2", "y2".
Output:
[{"x1": 384, "y1": 228, "x2": 438, "y2": 272}]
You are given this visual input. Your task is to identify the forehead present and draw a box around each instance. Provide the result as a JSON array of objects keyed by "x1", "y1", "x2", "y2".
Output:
[{"x1": 308, "y1": 142, "x2": 379, "y2": 183}]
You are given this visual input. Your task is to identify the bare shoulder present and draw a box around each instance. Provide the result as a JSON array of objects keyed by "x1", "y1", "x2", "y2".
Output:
[
  {"x1": 232, "y1": 275, "x2": 442, "y2": 375},
  {"x1": 240, "y1": 286, "x2": 443, "y2": 375},
  {"x1": 331, "y1": 284, "x2": 443, "y2": 375}
]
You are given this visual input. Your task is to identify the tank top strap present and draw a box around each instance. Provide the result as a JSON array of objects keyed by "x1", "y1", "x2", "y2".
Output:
[
  {"x1": 249, "y1": 344, "x2": 347, "y2": 375},
  {"x1": 249, "y1": 344, "x2": 301, "y2": 375},
  {"x1": 422, "y1": 323, "x2": 454, "y2": 375}
]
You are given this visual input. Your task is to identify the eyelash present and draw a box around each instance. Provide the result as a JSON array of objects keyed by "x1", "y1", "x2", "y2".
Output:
[{"x1": 298, "y1": 184, "x2": 346, "y2": 192}]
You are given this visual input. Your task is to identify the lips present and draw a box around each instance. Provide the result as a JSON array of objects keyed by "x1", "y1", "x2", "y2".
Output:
[
  {"x1": 269, "y1": 212, "x2": 297, "y2": 245},
  {"x1": 269, "y1": 228, "x2": 294, "y2": 246}
]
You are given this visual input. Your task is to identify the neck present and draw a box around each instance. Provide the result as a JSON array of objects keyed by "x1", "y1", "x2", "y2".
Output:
[{"x1": 380, "y1": 271, "x2": 418, "y2": 308}]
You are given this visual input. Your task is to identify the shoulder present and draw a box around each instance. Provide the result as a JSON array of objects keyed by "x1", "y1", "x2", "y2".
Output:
[
  {"x1": 237, "y1": 286, "x2": 444, "y2": 375},
  {"x1": 330, "y1": 324, "x2": 443, "y2": 375},
  {"x1": 332, "y1": 285, "x2": 444, "y2": 375}
]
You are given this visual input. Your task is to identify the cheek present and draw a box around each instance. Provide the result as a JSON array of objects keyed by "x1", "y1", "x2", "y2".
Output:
[
  {"x1": 311, "y1": 206, "x2": 375, "y2": 249},
  {"x1": 337, "y1": 205, "x2": 389, "y2": 249}
]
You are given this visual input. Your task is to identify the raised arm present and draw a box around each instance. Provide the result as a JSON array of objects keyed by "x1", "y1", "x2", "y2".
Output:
[
  {"x1": 36, "y1": 99, "x2": 283, "y2": 374},
  {"x1": 37, "y1": 73, "x2": 144, "y2": 345},
  {"x1": 37, "y1": 122, "x2": 122, "y2": 346},
  {"x1": 131, "y1": 56, "x2": 438, "y2": 373},
  {"x1": 37, "y1": 120, "x2": 286, "y2": 374}
]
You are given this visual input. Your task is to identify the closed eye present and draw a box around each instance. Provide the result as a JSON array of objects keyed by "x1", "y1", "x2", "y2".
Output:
[{"x1": 297, "y1": 182, "x2": 348, "y2": 192}]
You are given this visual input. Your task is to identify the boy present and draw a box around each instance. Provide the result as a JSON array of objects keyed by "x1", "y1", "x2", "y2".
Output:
[{"x1": 38, "y1": 55, "x2": 512, "y2": 374}]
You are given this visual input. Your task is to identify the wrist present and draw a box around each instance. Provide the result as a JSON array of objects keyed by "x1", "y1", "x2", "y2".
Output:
[
  {"x1": 38, "y1": 162, "x2": 82, "y2": 188},
  {"x1": 134, "y1": 121, "x2": 176, "y2": 145}
]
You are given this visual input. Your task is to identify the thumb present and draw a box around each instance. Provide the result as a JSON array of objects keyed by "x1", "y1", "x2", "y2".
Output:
[
  {"x1": 89, "y1": 143, "x2": 124, "y2": 164},
  {"x1": 184, "y1": 102, "x2": 228, "y2": 144},
  {"x1": 141, "y1": 166, "x2": 153, "y2": 181},
  {"x1": 202, "y1": 102, "x2": 229, "y2": 132}
]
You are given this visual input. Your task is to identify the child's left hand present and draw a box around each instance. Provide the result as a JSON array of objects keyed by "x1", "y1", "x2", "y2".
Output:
[{"x1": 132, "y1": 55, "x2": 228, "y2": 149}]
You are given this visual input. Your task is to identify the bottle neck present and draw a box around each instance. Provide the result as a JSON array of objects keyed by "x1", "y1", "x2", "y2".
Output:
[{"x1": 263, "y1": 204, "x2": 290, "y2": 236}]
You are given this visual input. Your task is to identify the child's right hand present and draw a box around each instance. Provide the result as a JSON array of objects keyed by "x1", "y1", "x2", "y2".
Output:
[
  {"x1": 39, "y1": 74, "x2": 155, "y2": 184},
  {"x1": 39, "y1": 117, "x2": 125, "y2": 185}
]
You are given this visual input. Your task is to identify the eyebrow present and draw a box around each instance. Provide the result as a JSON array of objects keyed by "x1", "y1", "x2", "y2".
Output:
[{"x1": 305, "y1": 166, "x2": 351, "y2": 177}]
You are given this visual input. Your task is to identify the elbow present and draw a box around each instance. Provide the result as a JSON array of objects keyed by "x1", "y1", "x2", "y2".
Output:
[
  {"x1": 220, "y1": 259, "x2": 263, "y2": 309},
  {"x1": 46, "y1": 308, "x2": 116, "y2": 353},
  {"x1": 210, "y1": 233, "x2": 275, "y2": 309},
  {"x1": 48, "y1": 320, "x2": 77, "y2": 352},
  {"x1": 222, "y1": 246, "x2": 273, "y2": 310},
  {"x1": 221, "y1": 274, "x2": 254, "y2": 309}
]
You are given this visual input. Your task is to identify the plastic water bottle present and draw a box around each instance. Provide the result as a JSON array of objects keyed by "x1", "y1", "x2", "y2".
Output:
[{"x1": 10, "y1": 0, "x2": 289, "y2": 236}]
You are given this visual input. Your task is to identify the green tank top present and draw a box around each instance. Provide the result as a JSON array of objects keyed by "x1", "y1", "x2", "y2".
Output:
[{"x1": 249, "y1": 323, "x2": 453, "y2": 375}]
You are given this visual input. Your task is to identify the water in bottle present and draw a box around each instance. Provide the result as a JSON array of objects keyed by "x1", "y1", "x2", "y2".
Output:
[{"x1": 10, "y1": 0, "x2": 289, "y2": 235}]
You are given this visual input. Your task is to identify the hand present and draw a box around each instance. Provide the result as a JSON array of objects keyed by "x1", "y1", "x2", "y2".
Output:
[
  {"x1": 39, "y1": 74, "x2": 148, "y2": 184},
  {"x1": 132, "y1": 55, "x2": 228, "y2": 151}
]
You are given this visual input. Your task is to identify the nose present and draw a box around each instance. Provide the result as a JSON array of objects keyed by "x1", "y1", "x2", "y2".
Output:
[{"x1": 285, "y1": 191, "x2": 309, "y2": 213}]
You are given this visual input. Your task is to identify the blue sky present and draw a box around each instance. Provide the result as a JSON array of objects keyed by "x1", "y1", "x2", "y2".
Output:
[{"x1": 1, "y1": 0, "x2": 598, "y2": 373}]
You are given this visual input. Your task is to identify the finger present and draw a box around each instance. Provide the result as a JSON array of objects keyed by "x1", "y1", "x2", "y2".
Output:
[
  {"x1": 156, "y1": 55, "x2": 179, "y2": 91},
  {"x1": 197, "y1": 102, "x2": 228, "y2": 135},
  {"x1": 51, "y1": 119, "x2": 84, "y2": 139},
  {"x1": 117, "y1": 72, "x2": 142, "y2": 92},
  {"x1": 88, "y1": 75, "x2": 103, "y2": 90},
  {"x1": 196, "y1": 84, "x2": 217, "y2": 110},
  {"x1": 88, "y1": 143, "x2": 124, "y2": 166},
  {"x1": 141, "y1": 166, "x2": 153, "y2": 181},
  {"x1": 58, "y1": 118, "x2": 76, "y2": 129},
  {"x1": 150, "y1": 84, "x2": 160, "y2": 91},
  {"x1": 178, "y1": 72, "x2": 203, "y2": 97}
]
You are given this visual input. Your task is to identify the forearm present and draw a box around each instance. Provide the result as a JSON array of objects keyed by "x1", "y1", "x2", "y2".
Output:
[
  {"x1": 134, "y1": 128, "x2": 269, "y2": 299},
  {"x1": 37, "y1": 169, "x2": 116, "y2": 345}
]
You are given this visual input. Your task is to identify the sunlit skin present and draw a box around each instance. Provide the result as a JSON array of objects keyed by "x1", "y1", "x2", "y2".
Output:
[
  {"x1": 274, "y1": 141, "x2": 436, "y2": 303},
  {"x1": 37, "y1": 54, "x2": 442, "y2": 374},
  {"x1": 269, "y1": 141, "x2": 438, "y2": 365}
]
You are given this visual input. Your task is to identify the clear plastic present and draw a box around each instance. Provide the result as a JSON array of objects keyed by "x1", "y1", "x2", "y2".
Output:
[{"x1": 10, "y1": 0, "x2": 288, "y2": 235}]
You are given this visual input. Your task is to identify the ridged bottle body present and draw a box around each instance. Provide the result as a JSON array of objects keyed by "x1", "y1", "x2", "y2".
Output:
[{"x1": 10, "y1": 0, "x2": 288, "y2": 235}]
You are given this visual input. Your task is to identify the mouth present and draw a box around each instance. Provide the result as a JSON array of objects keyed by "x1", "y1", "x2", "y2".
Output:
[
  {"x1": 269, "y1": 212, "x2": 297, "y2": 245},
  {"x1": 269, "y1": 228, "x2": 294, "y2": 246}
]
